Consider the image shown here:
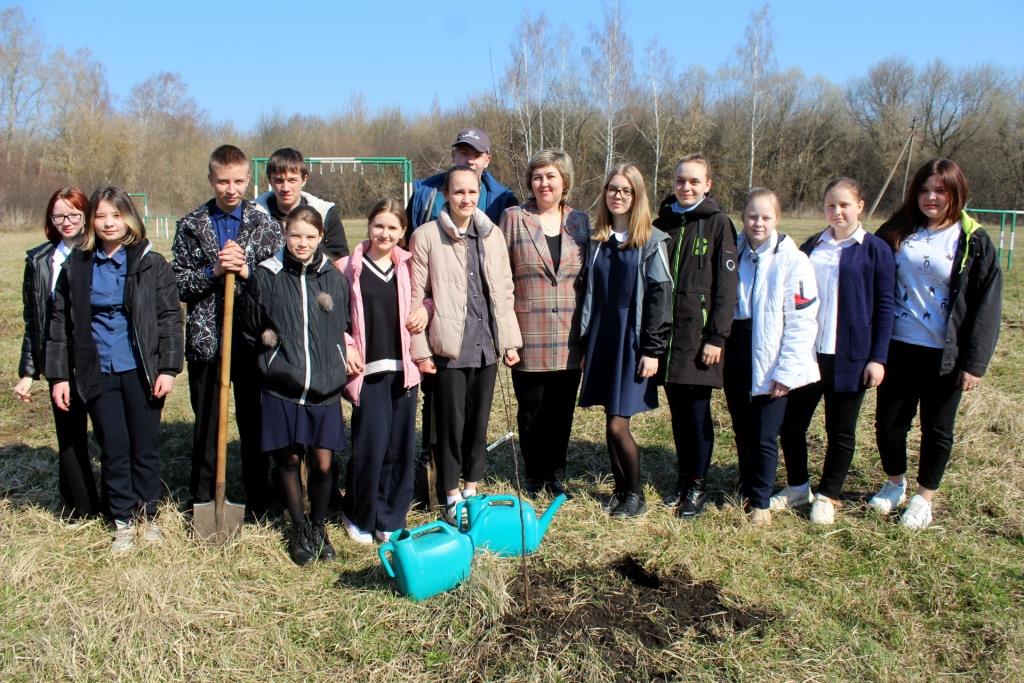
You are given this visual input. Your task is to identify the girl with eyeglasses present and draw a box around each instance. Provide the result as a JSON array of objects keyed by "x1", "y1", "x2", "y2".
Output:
[
  {"x1": 15, "y1": 187, "x2": 101, "y2": 523},
  {"x1": 578, "y1": 163, "x2": 673, "y2": 518}
]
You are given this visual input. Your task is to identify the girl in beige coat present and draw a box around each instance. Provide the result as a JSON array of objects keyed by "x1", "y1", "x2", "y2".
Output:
[{"x1": 410, "y1": 165, "x2": 522, "y2": 523}]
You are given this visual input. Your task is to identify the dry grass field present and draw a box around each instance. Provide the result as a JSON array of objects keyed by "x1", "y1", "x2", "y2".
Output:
[{"x1": 1, "y1": 217, "x2": 1022, "y2": 681}]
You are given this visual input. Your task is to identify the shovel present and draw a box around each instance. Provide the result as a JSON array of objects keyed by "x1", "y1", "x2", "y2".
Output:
[{"x1": 194, "y1": 272, "x2": 246, "y2": 543}]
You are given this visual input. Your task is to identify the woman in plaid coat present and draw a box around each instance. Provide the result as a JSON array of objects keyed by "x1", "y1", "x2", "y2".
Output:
[{"x1": 500, "y1": 150, "x2": 590, "y2": 498}]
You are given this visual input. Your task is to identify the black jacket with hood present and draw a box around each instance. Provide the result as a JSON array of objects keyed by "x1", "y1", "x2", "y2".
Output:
[
  {"x1": 241, "y1": 245, "x2": 351, "y2": 406},
  {"x1": 652, "y1": 194, "x2": 738, "y2": 387},
  {"x1": 46, "y1": 241, "x2": 184, "y2": 403}
]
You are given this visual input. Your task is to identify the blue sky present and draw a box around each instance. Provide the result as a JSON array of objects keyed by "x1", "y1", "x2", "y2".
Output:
[{"x1": 10, "y1": 0, "x2": 1023, "y2": 131}]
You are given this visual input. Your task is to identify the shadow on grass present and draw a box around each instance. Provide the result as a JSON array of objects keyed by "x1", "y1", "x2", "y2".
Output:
[{"x1": 333, "y1": 562, "x2": 395, "y2": 593}]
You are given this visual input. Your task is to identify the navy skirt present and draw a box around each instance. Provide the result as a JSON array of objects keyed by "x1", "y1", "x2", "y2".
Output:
[{"x1": 260, "y1": 391, "x2": 346, "y2": 452}]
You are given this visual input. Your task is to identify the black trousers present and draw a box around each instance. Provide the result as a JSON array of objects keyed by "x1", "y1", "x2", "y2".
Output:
[
  {"x1": 87, "y1": 369, "x2": 163, "y2": 522},
  {"x1": 875, "y1": 340, "x2": 963, "y2": 491},
  {"x1": 435, "y1": 363, "x2": 498, "y2": 492},
  {"x1": 664, "y1": 383, "x2": 715, "y2": 483},
  {"x1": 723, "y1": 322, "x2": 788, "y2": 510},
  {"x1": 780, "y1": 354, "x2": 866, "y2": 499},
  {"x1": 345, "y1": 373, "x2": 418, "y2": 533},
  {"x1": 511, "y1": 368, "x2": 581, "y2": 484},
  {"x1": 187, "y1": 351, "x2": 268, "y2": 515},
  {"x1": 51, "y1": 385, "x2": 101, "y2": 519}
]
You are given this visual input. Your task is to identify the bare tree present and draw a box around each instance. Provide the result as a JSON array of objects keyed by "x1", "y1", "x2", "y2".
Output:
[
  {"x1": 0, "y1": 7, "x2": 48, "y2": 163},
  {"x1": 736, "y1": 3, "x2": 775, "y2": 190},
  {"x1": 584, "y1": 2, "x2": 633, "y2": 174},
  {"x1": 917, "y1": 60, "x2": 1004, "y2": 158},
  {"x1": 634, "y1": 38, "x2": 674, "y2": 200}
]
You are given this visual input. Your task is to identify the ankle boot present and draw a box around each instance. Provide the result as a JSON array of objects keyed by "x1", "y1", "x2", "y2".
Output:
[
  {"x1": 311, "y1": 520, "x2": 336, "y2": 561},
  {"x1": 677, "y1": 478, "x2": 709, "y2": 518},
  {"x1": 288, "y1": 519, "x2": 316, "y2": 566}
]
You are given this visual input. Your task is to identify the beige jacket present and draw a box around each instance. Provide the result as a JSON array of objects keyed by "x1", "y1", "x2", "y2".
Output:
[{"x1": 411, "y1": 208, "x2": 522, "y2": 360}]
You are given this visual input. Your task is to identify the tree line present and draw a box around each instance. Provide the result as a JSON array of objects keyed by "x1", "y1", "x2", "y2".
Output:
[{"x1": 2, "y1": 4, "x2": 1021, "y2": 225}]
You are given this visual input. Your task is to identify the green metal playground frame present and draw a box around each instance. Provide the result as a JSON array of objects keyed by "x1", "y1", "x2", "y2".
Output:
[
  {"x1": 965, "y1": 208, "x2": 1018, "y2": 270},
  {"x1": 251, "y1": 156, "x2": 414, "y2": 207}
]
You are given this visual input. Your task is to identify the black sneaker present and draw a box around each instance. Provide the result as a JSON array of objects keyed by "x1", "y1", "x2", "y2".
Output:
[
  {"x1": 288, "y1": 519, "x2": 316, "y2": 566},
  {"x1": 311, "y1": 521, "x2": 336, "y2": 562},
  {"x1": 610, "y1": 492, "x2": 646, "y2": 518},
  {"x1": 545, "y1": 479, "x2": 572, "y2": 500},
  {"x1": 524, "y1": 478, "x2": 544, "y2": 499},
  {"x1": 677, "y1": 480, "x2": 709, "y2": 519}
]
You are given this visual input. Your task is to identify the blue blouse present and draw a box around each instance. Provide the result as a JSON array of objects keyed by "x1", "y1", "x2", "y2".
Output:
[{"x1": 91, "y1": 248, "x2": 137, "y2": 373}]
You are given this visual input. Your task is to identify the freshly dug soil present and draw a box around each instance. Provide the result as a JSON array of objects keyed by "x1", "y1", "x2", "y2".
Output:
[{"x1": 499, "y1": 554, "x2": 775, "y2": 677}]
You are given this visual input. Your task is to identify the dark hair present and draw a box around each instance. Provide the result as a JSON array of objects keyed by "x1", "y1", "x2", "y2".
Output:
[
  {"x1": 675, "y1": 153, "x2": 713, "y2": 180},
  {"x1": 442, "y1": 164, "x2": 480, "y2": 193},
  {"x1": 83, "y1": 186, "x2": 146, "y2": 251},
  {"x1": 823, "y1": 176, "x2": 863, "y2": 203},
  {"x1": 44, "y1": 186, "x2": 89, "y2": 243},
  {"x1": 266, "y1": 148, "x2": 309, "y2": 179},
  {"x1": 285, "y1": 205, "x2": 323, "y2": 235},
  {"x1": 208, "y1": 144, "x2": 249, "y2": 175},
  {"x1": 880, "y1": 158, "x2": 969, "y2": 250}
]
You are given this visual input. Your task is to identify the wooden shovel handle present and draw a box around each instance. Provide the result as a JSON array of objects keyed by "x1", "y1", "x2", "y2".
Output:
[{"x1": 215, "y1": 272, "x2": 235, "y2": 511}]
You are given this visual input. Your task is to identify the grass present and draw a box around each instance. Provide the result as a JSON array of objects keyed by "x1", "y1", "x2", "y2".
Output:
[{"x1": 1, "y1": 217, "x2": 1022, "y2": 681}]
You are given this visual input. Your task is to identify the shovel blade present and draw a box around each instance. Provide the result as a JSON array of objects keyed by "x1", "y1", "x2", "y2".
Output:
[{"x1": 193, "y1": 499, "x2": 246, "y2": 544}]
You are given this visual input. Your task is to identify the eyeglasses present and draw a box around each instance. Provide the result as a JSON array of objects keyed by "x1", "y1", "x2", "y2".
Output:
[
  {"x1": 606, "y1": 186, "x2": 634, "y2": 199},
  {"x1": 50, "y1": 213, "x2": 84, "y2": 225}
]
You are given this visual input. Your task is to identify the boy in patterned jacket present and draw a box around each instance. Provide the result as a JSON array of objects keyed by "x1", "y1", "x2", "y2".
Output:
[{"x1": 172, "y1": 145, "x2": 283, "y2": 519}]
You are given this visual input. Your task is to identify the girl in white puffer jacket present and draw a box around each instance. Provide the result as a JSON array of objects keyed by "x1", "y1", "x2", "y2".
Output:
[{"x1": 723, "y1": 188, "x2": 819, "y2": 527}]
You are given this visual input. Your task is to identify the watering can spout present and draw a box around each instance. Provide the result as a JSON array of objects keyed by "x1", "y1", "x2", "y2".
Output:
[{"x1": 536, "y1": 493, "x2": 567, "y2": 541}]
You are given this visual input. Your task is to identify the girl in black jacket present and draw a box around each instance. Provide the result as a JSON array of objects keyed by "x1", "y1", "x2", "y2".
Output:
[
  {"x1": 242, "y1": 206, "x2": 351, "y2": 565},
  {"x1": 871, "y1": 159, "x2": 1002, "y2": 529},
  {"x1": 652, "y1": 155, "x2": 738, "y2": 518},
  {"x1": 47, "y1": 187, "x2": 183, "y2": 552},
  {"x1": 16, "y1": 187, "x2": 101, "y2": 521}
]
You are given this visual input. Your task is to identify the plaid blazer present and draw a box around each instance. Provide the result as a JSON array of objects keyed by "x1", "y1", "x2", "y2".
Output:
[{"x1": 500, "y1": 202, "x2": 590, "y2": 371}]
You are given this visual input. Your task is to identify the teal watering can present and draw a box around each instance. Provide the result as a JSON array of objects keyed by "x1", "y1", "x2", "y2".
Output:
[
  {"x1": 378, "y1": 521, "x2": 473, "y2": 601},
  {"x1": 454, "y1": 493, "x2": 566, "y2": 557}
]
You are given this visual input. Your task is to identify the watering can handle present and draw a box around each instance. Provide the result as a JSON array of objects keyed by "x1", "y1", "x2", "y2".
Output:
[
  {"x1": 452, "y1": 501, "x2": 467, "y2": 530},
  {"x1": 378, "y1": 544, "x2": 396, "y2": 578},
  {"x1": 412, "y1": 520, "x2": 455, "y2": 537}
]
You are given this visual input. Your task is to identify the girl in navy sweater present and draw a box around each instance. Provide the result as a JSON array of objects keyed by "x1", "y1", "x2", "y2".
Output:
[{"x1": 776, "y1": 178, "x2": 895, "y2": 524}]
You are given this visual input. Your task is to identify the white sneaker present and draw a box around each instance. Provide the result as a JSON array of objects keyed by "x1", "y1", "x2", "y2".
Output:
[
  {"x1": 769, "y1": 483, "x2": 813, "y2": 511},
  {"x1": 868, "y1": 480, "x2": 907, "y2": 514},
  {"x1": 900, "y1": 495, "x2": 933, "y2": 529},
  {"x1": 111, "y1": 520, "x2": 136, "y2": 553},
  {"x1": 809, "y1": 494, "x2": 836, "y2": 525},
  {"x1": 142, "y1": 520, "x2": 164, "y2": 544},
  {"x1": 749, "y1": 507, "x2": 772, "y2": 527},
  {"x1": 341, "y1": 514, "x2": 373, "y2": 545}
]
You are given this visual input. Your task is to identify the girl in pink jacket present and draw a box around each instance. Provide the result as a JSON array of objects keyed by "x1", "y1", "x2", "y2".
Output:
[{"x1": 338, "y1": 199, "x2": 433, "y2": 543}]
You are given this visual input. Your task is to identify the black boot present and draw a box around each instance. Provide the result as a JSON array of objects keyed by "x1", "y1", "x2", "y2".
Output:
[
  {"x1": 545, "y1": 479, "x2": 573, "y2": 500},
  {"x1": 677, "y1": 479, "x2": 709, "y2": 519},
  {"x1": 288, "y1": 519, "x2": 316, "y2": 566},
  {"x1": 610, "y1": 491, "x2": 646, "y2": 518},
  {"x1": 311, "y1": 520, "x2": 336, "y2": 562}
]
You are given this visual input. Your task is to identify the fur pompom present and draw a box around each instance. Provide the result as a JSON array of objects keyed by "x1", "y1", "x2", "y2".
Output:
[
  {"x1": 316, "y1": 292, "x2": 334, "y2": 312},
  {"x1": 261, "y1": 328, "x2": 278, "y2": 348}
]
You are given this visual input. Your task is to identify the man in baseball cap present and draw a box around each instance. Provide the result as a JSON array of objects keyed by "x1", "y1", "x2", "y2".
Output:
[{"x1": 406, "y1": 126, "x2": 518, "y2": 235}]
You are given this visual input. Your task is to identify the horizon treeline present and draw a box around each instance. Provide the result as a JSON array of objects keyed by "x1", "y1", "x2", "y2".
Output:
[{"x1": 2, "y1": 4, "x2": 1022, "y2": 225}]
